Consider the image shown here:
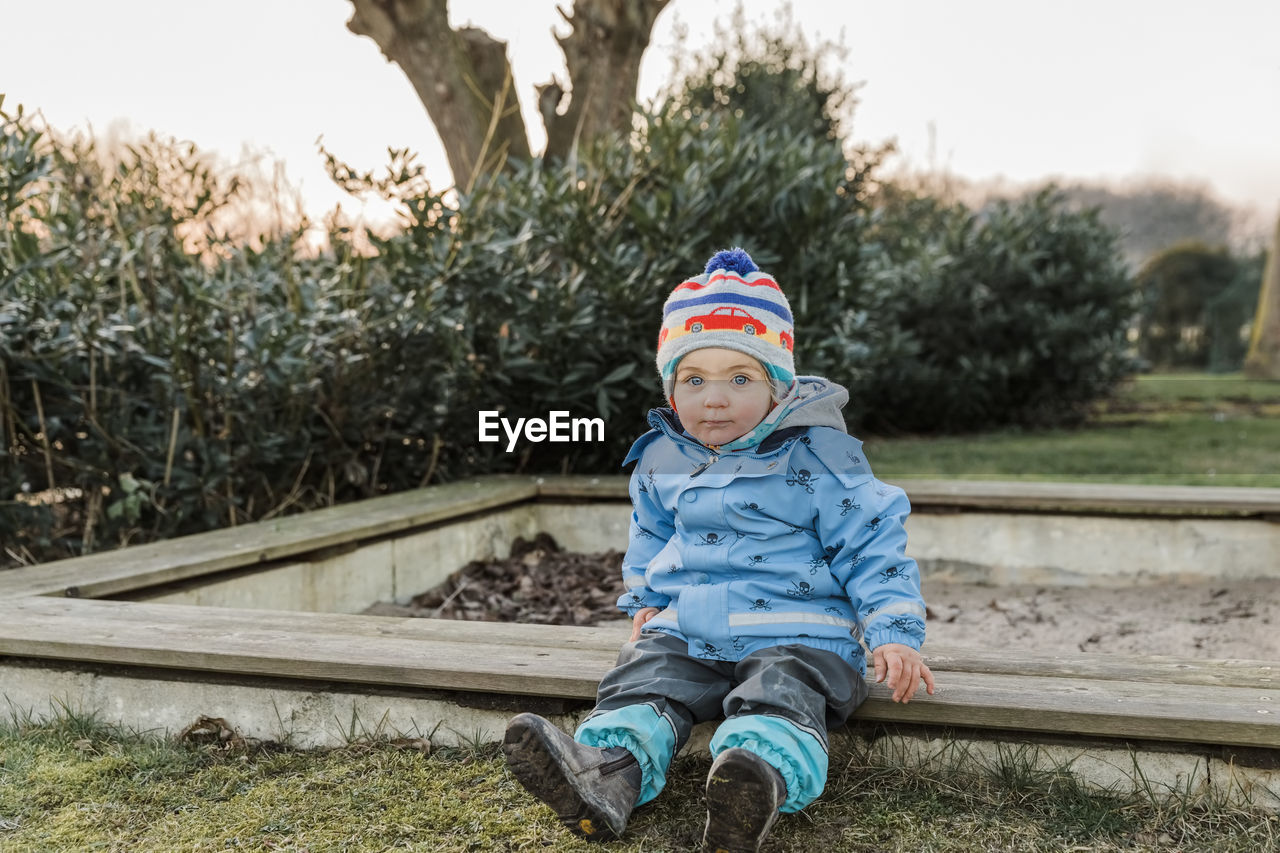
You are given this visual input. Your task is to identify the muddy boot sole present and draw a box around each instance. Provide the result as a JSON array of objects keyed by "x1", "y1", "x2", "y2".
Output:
[
  {"x1": 503, "y1": 713, "x2": 637, "y2": 843},
  {"x1": 702, "y1": 747, "x2": 784, "y2": 853}
]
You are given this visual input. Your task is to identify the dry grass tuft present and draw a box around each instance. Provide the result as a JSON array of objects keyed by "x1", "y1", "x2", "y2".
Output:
[{"x1": 2, "y1": 711, "x2": 1276, "y2": 852}]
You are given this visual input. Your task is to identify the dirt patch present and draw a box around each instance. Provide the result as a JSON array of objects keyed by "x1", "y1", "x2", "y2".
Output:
[
  {"x1": 365, "y1": 535, "x2": 1280, "y2": 660},
  {"x1": 364, "y1": 533, "x2": 625, "y2": 627}
]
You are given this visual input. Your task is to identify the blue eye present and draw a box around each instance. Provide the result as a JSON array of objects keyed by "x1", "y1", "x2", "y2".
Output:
[
  {"x1": 686, "y1": 376, "x2": 703, "y2": 387},
  {"x1": 731, "y1": 375, "x2": 749, "y2": 385}
]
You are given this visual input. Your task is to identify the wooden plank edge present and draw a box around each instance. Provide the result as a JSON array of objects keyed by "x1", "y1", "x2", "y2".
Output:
[
  {"x1": 2, "y1": 646, "x2": 1274, "y2": 748},
  {"x1": 531, "y1": 476, "x2": 1280, "y2": 516},
  {"x1": 7, "y1": 474, "x2": 1276, "y2": 601},
  {"x1": 1, "y1": 599, "x2": 1275, "y2": 690},
  {"x1": 0, "y1": 477, "x2": 539, "y2": 600},
  {"x1": 533, "y1": 475, "x2": 630, "y2": 500},
  {"x1": 886, "y1": 478, "x2": 1280, "y2": 517},
  {"x1": 921, "y1": 645, "x2": 1278, "y2": 690},
  {"x1": 0, "y1": 598, "x2": 632, "y2": 651},
  {"x1": 857, "y1": 682, "x2": 1280, "y2": 750}
]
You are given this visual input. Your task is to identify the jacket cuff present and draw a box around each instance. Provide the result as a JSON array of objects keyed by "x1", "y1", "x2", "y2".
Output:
[
  {"x1": 866, "y1": 628, "x2": 923, "y2": 651},
  {"x1": 620, "y1": 597, "x2": 670, "y2": 618}
]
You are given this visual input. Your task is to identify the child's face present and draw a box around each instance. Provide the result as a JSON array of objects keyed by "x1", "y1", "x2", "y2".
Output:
[{"x1": 672, "y1": 347, "x2": 774, "y2": 446}]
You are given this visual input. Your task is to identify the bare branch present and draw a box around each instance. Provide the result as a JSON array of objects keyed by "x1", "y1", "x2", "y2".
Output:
[
  {"x1": 544, "y1": 0, "x2": 671, "y2": 162},
  {"x1": 346, "y1": 0, "x2": 666, "y2": 180},
  {"x1": 346, "y1": 0, "x2": 529, "y2": 186}
]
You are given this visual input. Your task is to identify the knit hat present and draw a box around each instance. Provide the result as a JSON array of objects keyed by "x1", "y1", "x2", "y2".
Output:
[{"x1": 656, "y1": 248, "x2": 796, "y2": 400}]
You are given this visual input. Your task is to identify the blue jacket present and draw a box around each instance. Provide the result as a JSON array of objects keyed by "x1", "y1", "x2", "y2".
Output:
[{"x1": 618, "y1": 377, "x2": 926, "y2": 672}]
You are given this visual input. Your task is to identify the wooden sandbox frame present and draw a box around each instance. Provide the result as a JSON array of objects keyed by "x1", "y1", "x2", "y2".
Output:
[{"x1": 1, "y1": 476, "x2": 1278, "y2": 807}]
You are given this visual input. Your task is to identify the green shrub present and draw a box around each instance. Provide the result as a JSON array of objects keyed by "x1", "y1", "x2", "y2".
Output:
[
  {"x1": 850, "y1": 189, "x2": 1139, "y2": 433},
  {"x1": 334, "y1": 104, "x2": 877, "y2": 476},
  {"x1": 0, "y1": 112, "x2": 466, "y2": 557},
  {"x1": 666, "y1": 3, "x2": 856, "y2": 145},
  {"x1": 1, "y1": 90, "x2": 1136, "y2": 563}
]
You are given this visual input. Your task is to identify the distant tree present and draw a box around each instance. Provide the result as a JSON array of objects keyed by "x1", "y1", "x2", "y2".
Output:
[
  {"x1": 1244, "y1": 214, "x2": 1280, "y2": 379},
  {"x1": 1043, "y1": 182, "x2": 1240, "y2": 271},
  {"x1": 1136, "y1": 243, "x2": 1250, "y2": 370},
  {"x1": 346, "y1": 0, "x2": 670, "y2": 189},
  {"x1": 1206, "y1": 250, "x2": 1266, "y2": 373}
]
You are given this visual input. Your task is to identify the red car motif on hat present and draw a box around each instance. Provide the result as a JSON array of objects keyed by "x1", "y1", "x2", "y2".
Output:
[
  {"x1": 779, "y1": 330, "x2": 793, "y2": 351},
  {"x1": 686, "y1": 307, "x2": 767, "y2": 336}
]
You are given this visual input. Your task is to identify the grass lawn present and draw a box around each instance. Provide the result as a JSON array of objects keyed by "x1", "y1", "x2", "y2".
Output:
[
  {"x1": 1, "y1": 714, "x2": 1276, "y2": 852},
  {"x1": 865, "y1": 374, "x2": 1280, "y2": 487}
]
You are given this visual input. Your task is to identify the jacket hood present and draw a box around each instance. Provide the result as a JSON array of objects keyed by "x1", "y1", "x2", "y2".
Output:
[{"x1": 773, "y1": 375, "x2": 849, "y2": 434}]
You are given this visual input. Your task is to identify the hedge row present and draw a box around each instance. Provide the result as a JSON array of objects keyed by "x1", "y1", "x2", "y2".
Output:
[{"x1": 1, "y1": 102, "x2": 1135, "y2": 562}]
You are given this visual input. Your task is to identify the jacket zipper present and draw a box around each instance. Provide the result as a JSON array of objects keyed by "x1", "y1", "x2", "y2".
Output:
[{"x1": 689, "y1": 454, "x2": 719, "y2": 478}]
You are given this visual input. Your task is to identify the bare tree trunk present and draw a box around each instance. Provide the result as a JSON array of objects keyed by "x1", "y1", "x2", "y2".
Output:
[
  {"x1": 1244, "y1": 213, "x2": 1280, "y2": 379},
  {"x1": 347, "y1": 0, "x2": 669, "y2": 187},
  {"x1": 542, "y1": 0, "x2": 671, "y2": 163},
  {"x1": 347, "y1": 0, "x2": 531, "y2": 189}
]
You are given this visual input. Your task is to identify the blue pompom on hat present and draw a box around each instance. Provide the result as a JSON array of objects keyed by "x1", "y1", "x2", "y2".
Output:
[
  {"x1": 703, "y1": 247, "x2": 759, "y2": 276},
  {"x1": 656, "y1": 248, "x2": 796, "y2": 401}
]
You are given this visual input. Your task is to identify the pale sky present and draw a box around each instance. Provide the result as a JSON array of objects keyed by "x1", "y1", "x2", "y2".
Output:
[{"x1": 3, "y1": 0, "x2": 1278, "y2": 226}]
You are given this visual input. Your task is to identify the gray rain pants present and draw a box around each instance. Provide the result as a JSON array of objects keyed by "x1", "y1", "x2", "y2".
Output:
[{"x1": 574, "y1": 631, "x2": 868, "y2": 812}]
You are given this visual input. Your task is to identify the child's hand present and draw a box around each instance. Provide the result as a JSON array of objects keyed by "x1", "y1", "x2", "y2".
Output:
[
  {"x1": 629, "y1": 607, "x2": 660, "y2": 641},
  {"x1": 872, "y1": 643, "x2": 936, "y2": 703}
]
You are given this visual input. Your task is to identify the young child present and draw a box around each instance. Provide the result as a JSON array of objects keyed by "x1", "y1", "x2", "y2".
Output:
[{"x1": 503, "y1": 248, "x2": 935, "y2": 852}]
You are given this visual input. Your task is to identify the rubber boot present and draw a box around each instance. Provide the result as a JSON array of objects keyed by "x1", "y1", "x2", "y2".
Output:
[
  {"x1": 503, "y1": 712, "x2": 642, "y2": 843},
  {"x1": 701, "y1": 747, "x2": 788, "y2": 853}
]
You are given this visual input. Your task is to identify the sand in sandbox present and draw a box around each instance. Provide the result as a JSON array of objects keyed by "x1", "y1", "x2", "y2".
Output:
[
  {"x1": 365, "y1": 535, "x2": 1279, "y2": 661},
  {"x1": 922, "y1": 578, "x2": 1278, "y2": 660}
]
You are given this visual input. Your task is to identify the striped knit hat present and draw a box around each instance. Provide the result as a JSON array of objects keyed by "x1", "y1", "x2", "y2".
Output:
[{"x1": 656, "y1": 248, "x2": 796, "y2": 401}]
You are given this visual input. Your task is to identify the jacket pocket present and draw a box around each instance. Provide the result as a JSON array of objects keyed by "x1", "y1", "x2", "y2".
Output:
[{"x1": 676, "y1": 582, "x2": 731, "y2": 647}]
